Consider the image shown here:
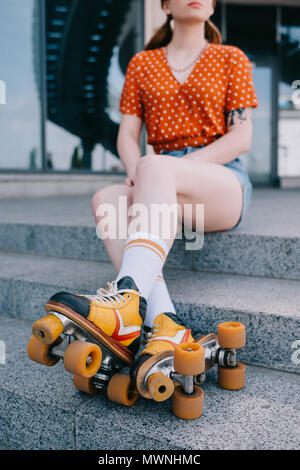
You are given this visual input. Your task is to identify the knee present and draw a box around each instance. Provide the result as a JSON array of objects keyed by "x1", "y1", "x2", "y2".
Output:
[
  {"x1": 135, "y1": 154, "x2": 165, "y2": 178},
  {"x1": 91, "y1": 186, "x2": 110, "y2": 210},
  {"x1": 91, "y1": 184, "x2": 131, "y2": 212}
]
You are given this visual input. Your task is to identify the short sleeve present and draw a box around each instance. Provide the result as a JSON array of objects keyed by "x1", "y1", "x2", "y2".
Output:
[
  {"x1": 119, "y1": 53, "x2": 144, "y2": 120},
  {"x1": 225, "y1": 47, "x2": 259, "y2": 113}
]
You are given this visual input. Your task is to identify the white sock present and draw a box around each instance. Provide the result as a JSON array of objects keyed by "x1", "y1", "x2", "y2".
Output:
[
  {"x1": 144, "y1": 272, "x2": 176, "y2": 328},
  {"x1": 115, "y1": 232, "x2": 170, "y2": 298}
]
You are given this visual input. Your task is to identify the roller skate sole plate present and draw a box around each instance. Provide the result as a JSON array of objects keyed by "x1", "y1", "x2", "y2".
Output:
[{"x1": 45, "y1": 300, "x2": 134, "y2": 366}]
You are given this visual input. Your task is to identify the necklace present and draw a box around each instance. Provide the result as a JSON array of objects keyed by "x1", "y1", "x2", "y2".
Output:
[{"x1": 164, "y1": 40, "x2": 208, "y2": 73}]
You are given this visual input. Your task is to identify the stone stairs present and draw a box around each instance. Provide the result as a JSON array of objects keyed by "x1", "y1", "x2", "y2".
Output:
[{"x1": 0, "y1": 190, "x2": 299, "y2": 449}]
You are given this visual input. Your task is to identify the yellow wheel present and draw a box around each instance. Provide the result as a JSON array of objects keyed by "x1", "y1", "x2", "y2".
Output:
[
  {"x1": 146, "y1": 372, "x2": 174, "y2": 402},
  {"x1": 63, "y1": 340, "x2": 102, "y2": 378},
  {"x1": 174, "y1": 342, "x2": 205, "y2": 375},
  {"x1": 107, "y1": 373, "x2": 139, "y2": 407},
  {"x1": 217, "y1": 322, "x2": 246, "y2": 349},
  {"x1": 27, "y1": 335, "x2": 60, "y2": 366},
  {"x1": 218, "y1": 362, "x2": 246, "y2": 390},
  {"x1": 73, "y1": 375, "x2": 100, "y2": 395},
  {"x1": 32, "y1": 314, "x2": 64, "y2": 345},
  {"x1": 172, "y1": 384, "x2": 204, "y2": 420}
]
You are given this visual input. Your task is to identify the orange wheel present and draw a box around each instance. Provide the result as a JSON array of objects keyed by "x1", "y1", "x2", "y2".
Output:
[
  {"x1": 218, "y1": 362, "x2": 246, "y2": 390},
  {"x1": 73, "y1": 375, "x2": 100, "y2": 395},
  {"x1": 63, "y1": 340, "x2": 102, "y2": 378},
  {"x1": 107, "y1": 373, "x2": 139, "y2": 406},
  {"x1": 172, "y1": 384, "x2": 204, "y2": 420},
  {"x1": 174, "y1": 342, "x2": 205, "y2": 375},
  {"x1": 146, "y1": 373, "x2": 174, "y2": 402},
  {"x1": 217, "y1": 322, "x2": 246, "y2": 349},
  {"x1": 32, "y1": 314, "x2": 64, "y2": 345},
  {"x1": 27, "y1": 335, "x2": 60, "y2": 366}
]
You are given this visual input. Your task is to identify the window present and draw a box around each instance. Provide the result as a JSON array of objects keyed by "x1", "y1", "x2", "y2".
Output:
[
  {"x1": 0, "y1": 0, "x2": 42, "y2": 170},
  {"x1": 45, "y1": 0, "x2": 143, "y2": 171}
]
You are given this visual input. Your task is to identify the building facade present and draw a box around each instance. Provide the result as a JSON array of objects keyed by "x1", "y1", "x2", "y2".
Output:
[{"x1": 0, "y1": 0, "x2": 299, "y2": 187}]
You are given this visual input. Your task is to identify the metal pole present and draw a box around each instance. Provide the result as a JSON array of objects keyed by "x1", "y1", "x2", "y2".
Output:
[{"x1": 40, "y1": 0, "x2": 47, "y2": 171}]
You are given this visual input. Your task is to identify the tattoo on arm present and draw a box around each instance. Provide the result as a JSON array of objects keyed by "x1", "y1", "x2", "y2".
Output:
[{"x1": 226, "y1": 108, "x2": 251, "y2": 128}]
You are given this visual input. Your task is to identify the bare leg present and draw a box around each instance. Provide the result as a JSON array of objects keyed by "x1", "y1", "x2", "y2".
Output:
[
  {"x1": 91, "y1": 155, "x2": 243, "y2": 269},
  {"x1": 131, "y1": 154, "x2": 243, "y2": 247},
  {"x1": 91, "y1": 184, "x2": 133, "y2": 272}
]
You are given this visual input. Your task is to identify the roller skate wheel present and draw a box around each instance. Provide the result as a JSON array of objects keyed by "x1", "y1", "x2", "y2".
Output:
[
  {"x1": 172, "y1": 384, "x2": 204, "y2": 420},
  {"x1": 218, "y1": 362, "x2": 246, "y2": 390},
  {"x1": 32, "y1": 314, "x2": 64, "y2": 345},
  {"x1": 147, "y1": 372, "x2": 174, "y2": 402},
  {"x1": 174, "y1": 342, "x2": 205, "y2": 375},
  {"x1": 107, "y1": 373, "x2": 139, "y2": 407},
  {"x1": 217, "y1": 322, "x2": 246, "y2": 349},
  {"x1": 63, "y1": 340, "x2": 102, "y2": 378},
  {"x1": 73, "y1": 375, "x2": 100, "y2": 395},
  {"x1": 27, "y1": 335, "x2": 60, "y2": 366}
]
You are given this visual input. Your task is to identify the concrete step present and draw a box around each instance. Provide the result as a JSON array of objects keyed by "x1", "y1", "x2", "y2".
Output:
[
  {"x1": 0, "y1": 443, "x2": 13, "y2": 450},
  {"x1": 0, "y1": 316, "x2": 299, "y2": 450},
  {"x1": 0, "y1": 173, "x2": 124, "y2": 199},
  {"x1": 0, "y1": 190, "x2": 299, "y2": 280},
  {"x1": 0, "y1": 251, "x2": 299, "y2": 373}
]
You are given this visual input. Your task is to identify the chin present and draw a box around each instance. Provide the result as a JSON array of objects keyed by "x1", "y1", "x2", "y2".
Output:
[
  {"x1": 183, "y1": 14, "x2": 206, "y2": 23},
  {"x1": 185, "y1": 10, "x2": 207, "y2": 19}
]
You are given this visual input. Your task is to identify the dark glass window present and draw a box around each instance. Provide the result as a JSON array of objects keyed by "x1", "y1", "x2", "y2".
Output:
[{"x1": 226, "y1": 5, "x2": 277, "y2": 58}]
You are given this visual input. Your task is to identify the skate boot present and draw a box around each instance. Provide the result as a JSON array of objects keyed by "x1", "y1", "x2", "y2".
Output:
[
  {"x1": 32, "y1": 275, "x2": 146, "y2": 353},
  {"x1": 27, "y1": 276, "x2": 146, "y2": 405}
]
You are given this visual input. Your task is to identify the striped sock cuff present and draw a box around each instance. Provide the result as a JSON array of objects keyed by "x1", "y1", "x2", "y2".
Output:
[{"x1": 125, "y1": 233, "x2": 169, "y2": 264}]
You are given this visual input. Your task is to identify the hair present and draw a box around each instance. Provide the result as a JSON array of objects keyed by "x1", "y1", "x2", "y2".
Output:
[{"x1": 145, "y1": 0, "x2": 222, "y2": 50}]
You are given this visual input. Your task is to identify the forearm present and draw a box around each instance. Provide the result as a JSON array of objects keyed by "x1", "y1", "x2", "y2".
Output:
[
  {"x1": 117, "y1": 133, "x2": 142, "y2": 175},
  {"x1": 185, "y1": 128, "x2": 251, "y2": 165}
]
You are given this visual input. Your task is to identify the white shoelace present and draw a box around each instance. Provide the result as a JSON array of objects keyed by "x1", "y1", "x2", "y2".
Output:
[
  {"x1": 144, "y1": 322, "x2": 160, "y2": 347},
  {"x1": 85, "y1": 280, "x2": 139, "y2": 307}
]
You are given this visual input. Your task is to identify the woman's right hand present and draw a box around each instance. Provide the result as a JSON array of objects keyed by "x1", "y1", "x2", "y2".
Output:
[
  {"x1": 125, "y1": 166, "x2": 137, "y2": 187},
  {"x1": 125, "y1": 175, "x2": 134, "y2": 187}
]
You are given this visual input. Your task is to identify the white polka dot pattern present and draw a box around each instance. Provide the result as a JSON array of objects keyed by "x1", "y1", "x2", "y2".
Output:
[{"x1": 119, "y1": 43, "x2": 259, "y2": 153}]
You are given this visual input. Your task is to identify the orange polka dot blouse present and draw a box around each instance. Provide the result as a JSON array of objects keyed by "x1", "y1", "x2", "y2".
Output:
[{"x1": 119, "y1": 43, "x2": 259, "y2": 154}]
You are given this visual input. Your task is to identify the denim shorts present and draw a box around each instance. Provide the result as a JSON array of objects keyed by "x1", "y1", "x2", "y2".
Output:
[{"x1": 159, "y1": 145, "x2": 253, "y2": 231}]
